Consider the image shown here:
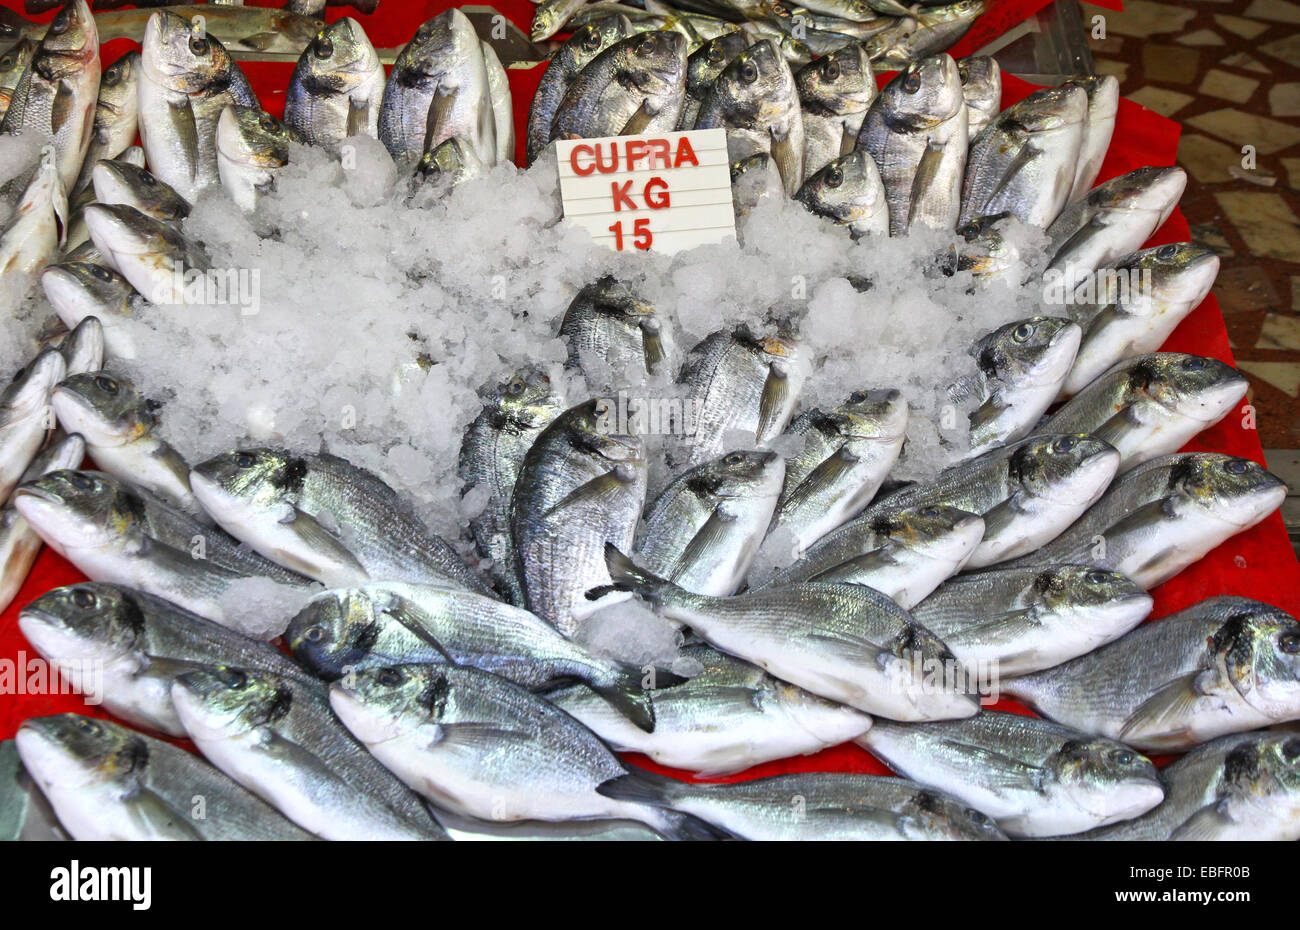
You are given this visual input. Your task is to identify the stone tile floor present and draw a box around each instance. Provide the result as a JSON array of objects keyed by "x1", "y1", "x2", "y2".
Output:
[{"x1": 1082, "y1": 0, "x2": 1300, "y2": 448}]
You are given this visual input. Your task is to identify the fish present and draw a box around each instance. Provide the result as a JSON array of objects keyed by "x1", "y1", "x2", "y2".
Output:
[
  {"x1": 959, "y1": 84, "x2": 1087, "y2": 228},
  {"x1": 1043, "y1": 166, "x2": 1187, "y2": 289},
  {"x1": 527, "y1": 16, "x2": 632, "y2": 165},
  {"x1": 956, "y1": 54, "x2": 1000, "y2": 139},
  {"x1": 953, "y1": 317, "x2": 1082, "y2": 455},
  {"x1": 283, "y1": 17, "x2": 384, "y2": 147},
  {"x1": 1062, "y1": 244, "x2": 1220, "y2": 397},
  {"x1": 13, "y1": 468, "x2": 312, "y2": 630},
  {"x1": 758, "y1": 503, "x2": 985, "y2": 607},
  {"x1": 171, "y1": 666, "x2": 448, "y2": 840},
  {"x1": 0, "y1": 0, "x2": 100, "y2": 200},
  {"x1": 94, "y1": 4, "x2": 327, "y2": 57},
  {"x1": 414, "y1": 136, "x2": 484, "y2": 192},
  {"x1": 0, "y1": 348, "x2": 65, "y2": 502},
  {"x1": 550, "y1": 31, "x2": 688, "y2": 144},
  {"x1": 796, "y1": 43, "x2": 875, "y2": 178},
  {"x1": 877, "y1": 433, "x2": 1119, "y2": 569},
  {"x1": 82, "y1": 203, "x2": 211, "y2": 304},
  {"x1": 794, "y1": 149, "x2": 889, "y2": 237},
  {"x1": 954, "y1": 211, "x2": 1025, "y2": 284},
  {"x1": 1034, "y1": 353, "x2": 1249, "y2": 472},
  {"x1": 856, "y1": 54, "x2": 967, "y2": 236},
  {"x1": 328, "y1": 663, "x2": 723, "y2": 838},
  {"x1": 729, "y1": 149, "x2": 784, "y2": 217},
  {"x1": 867, "y1": 0, "x2": 986, "y2": 70},
  {"x1": 285, "y1": 582, "x2": 661, "y2": 732},
  {"x1": 137, "y1": 10, "x2": 258, "y2": 201},
  {"x1": 550, "y1": 644, "x2": 872, "y2": 774},
  {"x1": 282, "y1": 0, "x2": 381, "y2": 16},
  {"x1": 911, "y1": 564, "x2": 1152, "y2": 678},
  {"x1": 858, "y1": 711, "x2": 1163, "y2": 836},
  {"x1": 697, "y1": 40, "x2": 803, "y2": 193},
  {"x1": 40, "y1": 260, "x2": 147, "y2": 360},
  {"x1": 1064, "y1": 74, "x2": 1119, "y2": 202},
  {"x1": 15, "y1": 714, "x2": 314, "y2": 840},
  {"x1": 90, "y1": 157, "x2": 192, "y2": 223},
  {"x1": 17, "y1": 582, "x2": 305, "y2": 736},
  {"x1": 0, "y1": 433, "x2": 85, "y2": 613},
  {"x1": 1003, "y1": 452, "x2": 1287, "y2": 589},
  {"x1": 189, "y1": 448, "x2": 491, "y2": 595},
  {"x1": 0, "y1": 738, "x2": 68, "y2": 840},
  {"x1": 1003, "y1": 597, "x2": 1300, "y2": 752},
  {"x1": 769, "y1": 388, "x2": 907, "y2": 551},
  {"x1": 215, "y1": 104, "x2": 294, "y2": 212},
  {"x1": 609, "y1": 771, "x2": 1010, "y2": 840},
  {"x1": 673, "y1": 324, "x2": 807, "y2": 466},
  {"x1": 791, "y1": 0, "x2": 883, "y2": 23},
  {"x1": 558, "y1": 276, "x2": 675, "y2": 387},
  {"x1": 431, "y1": 809, "x2": 667, "y2": 841},
  {"x1": 532, "y1": 0, "x2": 591, "y2": 41},
  {"x1": 511, "y1": 399, "x2": 647, "y2": 635},
  {"x1": 677, "y1": 29, "x2": 747, "y2": 131},
  {"x1": 72, "y1": 49, "x2": 139, "y2": 194},
  {"x1": 0, "y1": 150, "x2": 68, "y2": 286},
  {"x1": 597, "y1": 544, "x2": 980, "y2": 720},
  {"x1": 0, "y1": 8, "x2": 45, "y2": 45},
  {"x1": 638, "y1": 449, "x2": 784, "y2": 595},
  {"x1": 0, "y1": 38, "x2": 39, "y2": 125},
  {"x1": 52, "y1": 314, "x2": 103, "y2": 376},
  {"x1": 459, "y1": 367, "x2": 565, "y2": 605},
  {"x1": 481, "y1": 40, "x2": 514, "y2": 165},
  {"x1": 378, "y1": 10, "x2": 495, "y2": 168},
  {"x1": 1077, "y1": 730, "x2": 1300, "y2": 840},
  {"x1": 51, "y1": 369, "x2": 198, "y2": 514}
]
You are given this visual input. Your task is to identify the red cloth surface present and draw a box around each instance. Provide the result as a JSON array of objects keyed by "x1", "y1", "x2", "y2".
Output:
[{"x1": 1, "y1": 3, "x2": 1293, "y2": 785}]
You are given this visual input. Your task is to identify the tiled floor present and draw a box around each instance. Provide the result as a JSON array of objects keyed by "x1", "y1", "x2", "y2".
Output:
[{"x1": 1082, "y1": 0, "x2": 1300, "y2": 447}]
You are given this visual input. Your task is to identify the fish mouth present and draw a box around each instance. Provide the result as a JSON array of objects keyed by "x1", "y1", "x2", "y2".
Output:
[{"x1": 83, "y1": 206, "x2": 150, "y2": 258}]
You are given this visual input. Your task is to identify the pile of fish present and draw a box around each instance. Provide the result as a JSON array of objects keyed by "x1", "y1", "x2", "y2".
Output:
[{"x1": 0, "y1": 2, "x2": 1298, "y2": 843}]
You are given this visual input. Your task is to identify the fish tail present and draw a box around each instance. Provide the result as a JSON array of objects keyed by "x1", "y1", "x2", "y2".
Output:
[
  {"x1": 590, "y1": 668, "x2": 657, "y2": 734},
  {"x1": 596, "y1": 772, "x2": 731, "y2": 841},
  {"x1": 587, "y1": 544, "x2": 670, "y2": 604}
]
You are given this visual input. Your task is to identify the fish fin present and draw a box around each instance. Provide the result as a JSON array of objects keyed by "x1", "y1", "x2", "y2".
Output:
[
  {"x1": 782, "y1": 447, "x2": 862, "y2": 514},
  {"x1": 620, "y1": 99, "x2": 656, "y2": 136},
  {"x1": 669, "y1": 505, "x2": 738, "y2": 584},
  {"x1": 769, "y1": 130, "x2": 801, "y2": 195},
  {"x1": 595, "y1": 772, "x2": 734, "y2": 840},
  {"x1": 122, "y1": 788, "x2": 205, "y2": 840},
  {"x1": 979, "y1": 500, "x2": 1027, "y2": 543},
  {"x1": 802, "y1": 631, "x2": 888, "y2": 665},
  {"x1": 49, "y1": 80, "x2": 74, "y2": 134},
  {"x1": 936, "y1": 740, "x2": 1045, "y2": 796},
  {"x1": 378, "y1": 603, "x2": 456, "y2": 664},
  {"x1": 1119, "y1": 673, "x2": 1205, "y2": 743},
  {"x1": 437, "y1": 722, "x2": 533, "y2": 754},
  {"x1": 590, "y1": 673, "x2": 657, "y2": 733},
  {"x1": 587, "y1": 544, "x2": 672, "y2": 604},
  {"x1": 543, "y1": 469, "x2": 636, "y2": 520},
  {"x1": 907, "y1": 138, "x2": 948, "y2": 229},
  {"x1": 756, "y1": 361, "x2": 793, "y2": 442},
  {"x1": 1169, "y1": 801, "x2": 1233, "y2": 841},
  {"x1": 238, "y1": 32, "x2": 280, "y2": 52},
  {"x1": 641, "y1": 324, "x2": 666, "y2": 374},
  {"x1": 682, "y1": 684, "x2": 767, "y2": 713},
  {"x1": 982, "y1": 144, "x2": 1041, "y2": 214},
  {"x1": 166, "y1": 99, "x2": 201, "y2": 186},
  {"x1": 346, "y1": 98, "x2": 371, "y2": 139},
  {"x1": 274, "y1": 504, "x2": 369, "y2": 581}
]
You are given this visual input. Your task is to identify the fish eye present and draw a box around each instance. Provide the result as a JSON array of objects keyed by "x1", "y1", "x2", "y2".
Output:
[
  {"x1": 582, "y1": 31, "x2": 602, "y2": 51},
  {"x1": 74, "y1": 717, "x2": 99, "y2": 735},
  {"x1": 71, "y1": 588, "x2": 97, "y2": 609},
  {"x1": 1085, "y1": 570, "x2": 1110, "y2": 584},
  {"x1": 1284, "y1": 739, "x2": 1300, "y2": 761},
  {"x1": 506, "y1": 378, "x2": 525, "y2": 396},
  {"x1": 1224, "y1": 459, "x2": 1249, "y2": 475},
  {"x1": 105, "y1": 64, "x2": 121, "y2": 84},
  {"x1": 189, "y1": 35, "x2": 210, "y2": 56},
  {"x1": 313, "y1": 36, "x2": 334, "y2": 59},
  {"x1": 1054, "y1": 436, "x2": 1076, "y2": 453},
  {"x1": 919, "y1": 506, "x2": 939, "y2": 517},
  {"x1": 303, "y1": 624, "x2": 327, "y2": 643},
  {"x1": 0, "y1": 55, "x2": 12, "y2": 71},
  {"x1": 235, "y1": 452, "x2": 257, "y2": 469},
  {"x1": 91, "y1": 264, "x2": 113, "y2": 281},
  {"x1": 1279, "y1": 633, "x2": 1300, "y2": 655},
  {"x1": 821, "y1": 59, "x2": 840, "y2": 81},
  {"x1": 138, "y1": 169, "x2": 157, "y2": 187},
  {"x1": 637, "y1": 36, "x2": 658, "y2": 56},
  {"x1": 376, "y1": 667, "x2": 405, "y2": 687},
  {"x1": 724, "y1": 452, "x2": 743, "y2": 465},
  {"x1": 902, "y1": 69, "x2": 922, "y2": 93},
  {"x1": 1156, "y1": 244, "x2": 1179, "y2": 259},
  {"x1": 1112, "y1": 749, "x2": 1135, "y2": 765},
  {"x1": 49, "y1": 10, "x2": 69, "y2": 35},
  {"x1": 1183, "y1": 356, "x2": 1207, "y2": 370},
  {"x1": 1012, "y1": 322, "x2": 1034, "y2": 342},
  {"x1": 739, "y1": 60, "x2": 758, "y2": 83},
  {"x1": 707, "y1": 45, "x2": 723, "y2": 63},
  {"x1": 217, "y1": 667, "x2": 248, "y2": 689},
  {"x1": 259, "y1": 114, "x2": 281, "y2": 134},
  {"x1": 93, "y1": 375, "x2": 119, "y2": 395},
  {"x1": 824, "y1": 166, "x2": 844, "y2": 188},
  {"x1": 69, "y1": 472, "x2": 97, "y2": 491},
  {"x1": 965, "y1": 808, "x2": 987, "y2": 824}
]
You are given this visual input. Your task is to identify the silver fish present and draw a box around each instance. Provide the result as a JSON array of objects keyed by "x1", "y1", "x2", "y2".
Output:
[
  {"x1": 481, "y1": 40, "x2": 513, "y2": 165},
  {"x1": 550, "y1": 31, "x2": 688, "y2": 143},
  {"x1": 956, "y1": 54, "x2": 999, "y2": 139},
  {"x1": 857, "y1": 54, "x2": 967, "y2": 236},
  {"x1": 867, "y1": 1, "x2": 986, "y2": 70},
  {"x1": 0, "y1": 432, "x2": 84, "y2": 613},
  {"x1": 0, "y1": 150, "x2": 67, "y2": 286},
  {"x1": 40, "y1": 260, "x2": 147, "y2": 360},
  {"x1": 532, "y1": 0, "x2": 590, "y2": 41},
  {"x1": 72, "y1": 49, "x2": 138, "y2": 194},
  {"x1": 858, "y1": 711, "x2": 1163, "y2": 836},
  {"x1": 0, "y1": 347, "x2": 64, "y2": 502},
  {"x1": 558, "y1": 276, "x2": 675, "y2": 387},
  {"x1": 90, "y1": 158, "x2": 191, "y2": 223},
  {"x1": 414, "y1": 135, "x2": 484, "y2": 192},
  {"x1": 18, "y1": 581, "x2": 304, "y2": 736},
  {"x1": 15, "y1": 713, "x2": 314, "y2": 840},
  {"x1": 960, "y1": 84, "x2": 1087, "y2": 228},
  {"x1": 955, "y1": 211, "x2": 1025, "y2": 284},
  {"x1": 1004, "y1": 597, "x2": 1300, "y2": 752},
  {"x1": 1065, "y1": 74, "x2": 1119, "y2": 202},
  {"x1": 283, "y1": 17, "x2": 384, "y2": 147},
  {"x1": 216, "y1": 104, "x2": 293, "y2": 212},
  {"x1": 796, "y1": 43, "x2": 875, "y2": 178},
  {"x1": 511, "y1": 399, "x2": 647, "y2": 635},
  {"x1": 171, "y1": 666, "x2": 448, "y2": 840},
  {"x1": 794, "y1": 149, "x2": 889, "y2": 237},
  {"x1": 0, "y1": 38, "x2": 39, "y2": 125},
  {"x1": 912, "y1": 564, "x2": 1151, "y2": 678},
  {"x1": 82, "y1": 202, "x2": 210, "y2": 304},
  {"x1": 1003, "y1": 452, "x2": 1287, "y2": 589},
  {"x1": 599, "y1": 545, "x2": 980, "y2": 720},
  {"x1": 677, "y1": 29, "x2": 747, "y2": 131},
  {"x1": 0, "y1": 738, "x2": 68, "y2": 840},
  {"x1": 729, "y1": 149, "x2": 784, "y2": 217},
  {"x1": 638, "y1": 449, "x2": 784, "y2": 595},
  {"x1": 1034, "y1": 353, "x2": 1248, "y2": 473}
]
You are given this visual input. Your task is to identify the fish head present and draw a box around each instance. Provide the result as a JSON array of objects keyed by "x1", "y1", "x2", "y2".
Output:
[
  {"x1": 51, "y1": 371, "x2": 153, "y2": 448},
  {"x1": 1012, "y1": 434, "x2": 1119, "y2": 509},
  {"x1": 974, "y1": 317, "x2": 1081, "y2": 389},
  {"x1": 171, "y1": 665, "x2": 294, "y2": 742},
  {"x1": 41, "y1": 261, "x2": 134, "y2": 326},
  {"x1": 566, "y1": 16, "x2": 634, "y2": 74},
  {"x1": 1142, "y1": 354, "x2": 1248, "y2": 423},
  {"x1": 83, "y1": 203, "x2": 190, "y2": 269},
  {"x1": 1067, "y1": 73, "x2": 1120, "y2": 121},
  {"x1": 880, "y1": 53, "x2": 964, "y2": 129},
  {"x1": 775, "y1": 680, "x2": 874, "y2": 743},
  {"x1": 956, "y1": 54, "x2": 999, "y2": 96},
  {"x1": 483, "y1": 365, "x2": 565, "y2": 433},
  {"x1": 566, "y1": 398, "x2": 646, "y2": 463},
  {"x1": 415, "y1": 136, "x2": 483, "y2": 188},
  {"x1": 15, "y1": 714, "x2": 141, "y2": 793},
  {"x1": 713, "y1": 40, "x2": 794, "y2": 124},
  {"x1": 1141, "y1": 243, "x2": 1219, "y2": 305},
  {"x1": 796, "y1": 43, "x2": 873, "y2": 114},
  {"x1": 877, "y1": 504, "x2": 985, "y2": 564},
  {"x1": 579, "y1": 275, "x2": 657, "y2": 324},
  {"x1": 1005, "y1": 84, "x2": 1087, "y2": 134},
  {"x1": 18, "y1": 583, "x2": 144, "y2": 669},
  {"x1": 795, "y1": 150, "x2": 883, "y2": 220},
  {"x1": 1047, "y1": 737, "x2": 1164, "y2": 823},
  {"x1": 217, "y1": 105, "x2": 293, "y2": 170},
  {"x1": 13, "y1": 469, "x2": 136, "y2": 549},
  {"x1": 396, "y1": 9, "x2": 477, "y2": 86},
  {"x1": 617, "y1": 30, "x2": 688, "y2": 97},
  {"x1": 888, "y1": 621, "x2": 981, "y2": 719},
  {"x1": 0, "y1": 37, "x2": 38, "y2": 96},
  {"x1": 98, "y1": 48, "x2": 140, "y2": 114},
  {"x1": 142, "y1": 9, "x2": 237, "y2": 95},
  {"x1": 686, "y1": 29, "x2": 747, "y2": 94},
  {"x1": 32, "y1": 0, "x2": 97, "y2": 81},
  {"x1": 286, "y1": 588, "x2": 381, "y2": 680},
  {"x1": 328, "y1": 663, "x2": 453, "y2": 747},
  {"x1": 1096, "y1": 166, "x2": 1186, "y2": 215},
  {"x1": 956, "y1": 212, "x2": 1020, "y2": 277},
  {"x1": 296, "y1": 17, "x2": 380, "y2": 96},
  {"x1": 190, "y1": 448, "x2": 308, "y2": 524},
  {"x1": 91, "y1": 160, "x2": 191, "y2": 222},
  {"x1": 58, "y1": 316, "x2": 105, "y2": 377},
  {"x1": 1216, "y1": 735, "x2": 1300, "y2": 832},
  {"x1": 899, "y1": 788, "x2": 1008, "y2": 841},
  {"x1": 1206, "y1": 600, "x2": 1300, "y2": 721},
  {"x1": 0, "y1": 347, "x2": 65, "y2": 428},
  {"x1": 690, "y1": 449, "x2": 785, "y2": 502},
  {"x1": 827, "y1": 388, "x2": 909, "y2": 442},
  {"x1": 1032, "y1": 566, "x2": 1152, "y2": 626},
  {"x1": 1176, "y1": 454, "x2": 1288, "y2": 527}
]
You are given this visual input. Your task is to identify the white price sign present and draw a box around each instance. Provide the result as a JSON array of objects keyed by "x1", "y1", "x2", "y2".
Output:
[{"x1": 555, "y1": 129, "x2": 737, "y2": 255}]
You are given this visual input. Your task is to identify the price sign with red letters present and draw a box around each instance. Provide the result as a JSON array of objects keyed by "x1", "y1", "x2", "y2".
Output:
[{"x1": 554, "y1": 129, "x2": 737, "y2": 255}]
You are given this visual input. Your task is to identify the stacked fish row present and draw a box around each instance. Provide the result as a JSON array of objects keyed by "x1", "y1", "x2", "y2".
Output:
[{"x1": 0, "y1": 3, "x2": 1297, "y2": 842}]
